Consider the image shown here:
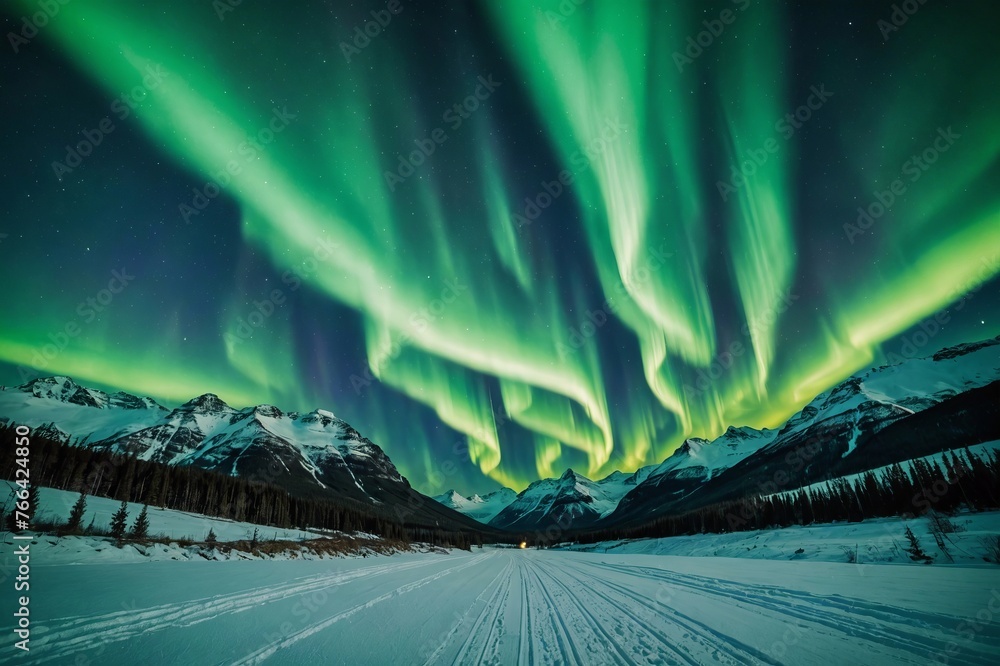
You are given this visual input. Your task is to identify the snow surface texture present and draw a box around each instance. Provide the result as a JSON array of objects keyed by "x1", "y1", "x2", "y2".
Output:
[{"x1": 1, "y1": 546, "x2": 998, "y2": 664}]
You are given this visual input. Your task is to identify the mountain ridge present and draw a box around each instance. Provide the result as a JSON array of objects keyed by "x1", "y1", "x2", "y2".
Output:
[
  {"x1": 0, "y1": 376, "x2": 492, "y2": 534},
  {"x1": 439, "y1": 335, "x2": 1000, "y2": 530}
]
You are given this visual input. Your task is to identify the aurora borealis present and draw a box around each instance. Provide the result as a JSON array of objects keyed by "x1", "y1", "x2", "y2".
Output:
[{"x1": 1, "y1": 0, "x2": 998, "y2": 496}]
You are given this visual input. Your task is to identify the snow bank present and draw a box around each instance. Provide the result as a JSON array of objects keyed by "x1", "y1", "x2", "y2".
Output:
[
  {"x1": 562, "y1": 510, "x2": 1000, "y2": 566},
  {"x1": 1, "y1": 481, "x2": 330, "y2": 542}
]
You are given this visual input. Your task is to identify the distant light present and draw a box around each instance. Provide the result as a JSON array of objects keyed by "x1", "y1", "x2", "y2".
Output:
[{"x1": 519, "y1": 541, "x2": 527, "y2": 549}]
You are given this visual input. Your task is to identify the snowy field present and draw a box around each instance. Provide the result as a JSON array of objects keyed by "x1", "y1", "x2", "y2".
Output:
[
  {"x1": 563, "y1": 511, "x2": 1000, "y2": 566},
  {"x1": 1, "y1": 547, "x2": 999, "y2": 665},
  {"x1": 3, "y1": 483, "x2": 1000, "y2": 663},
  {"x1": 1, "y1": 481, "x2": 330, "y2": 543}
]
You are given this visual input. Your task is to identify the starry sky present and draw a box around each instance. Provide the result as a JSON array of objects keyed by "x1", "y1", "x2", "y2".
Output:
[{"x1": 1, "y1": 0, "x2": 998, "y2": 496}]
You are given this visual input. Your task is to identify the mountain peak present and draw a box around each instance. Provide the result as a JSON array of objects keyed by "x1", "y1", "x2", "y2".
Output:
[
  {"x1": 180, "y1": 393, "x2": 232, "y2": 412},
  {"x1": 254, "y1": 404, "x2": 283, "y2": 418},
  {"x1": 20, "y1": 376, "x2": 106, "y2": 408}
]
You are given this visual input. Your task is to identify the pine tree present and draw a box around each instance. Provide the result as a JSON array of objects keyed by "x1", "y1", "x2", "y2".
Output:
[
  {"x1": 110, "y1": 501, "x2": 129, "y2": 543},
  {"x1": 65, "y1": 490, "x2": 87, "y2": 534},
  {"x1": 206, "y1": 527, "x2": 217, "y2": 544},
  {"x1": 130, "y1": 505, "x2": 150, "y2": 540},
  {"x1": 903, "y1": 526, "x2": 931, "y2": 563}
]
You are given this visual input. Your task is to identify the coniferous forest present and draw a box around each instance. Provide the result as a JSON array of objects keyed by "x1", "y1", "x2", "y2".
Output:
[
  {"x1": 571, "y1": 447, "x2": 1000, "y2": 546},
  {"x1": 0, "y1": 424, "x2": 488, "y2": 549},
  {"x1": 4, "y1": 423, "x2": 999, "y2": 551}
]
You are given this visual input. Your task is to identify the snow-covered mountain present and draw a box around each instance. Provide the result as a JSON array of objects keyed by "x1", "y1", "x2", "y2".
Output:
[
  {"x1": 487, "y1": 467, "x2": 648, "y2": 531},
  {"x1": 432, "y1": 487, "x2": 517, "y2": 524},
  {"x1": 609, "y1": 336, "x2": 1000, "y2": 525},
  {"x1": 0, "y1": 377, "x2": 402, "y2": 501},
  {"x1": 0, "y1": 377, "x2": 490, "y2": 532},
  {"x1": 480, "y1": 336, "x2": 1000, "y2": 533}
]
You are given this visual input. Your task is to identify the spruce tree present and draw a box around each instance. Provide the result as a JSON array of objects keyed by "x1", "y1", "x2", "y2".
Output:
[
  {"x1": 904, "y1": 526, "x2": 931, "y2": 563},
  {"x1": 131, "y1": 505, "x2": 150, "y2": 540},
  {"x1": 206, "y1": 527, "x2": 217, "y2": 544},
  {"x1": 65, "y1": 490, "x2": 87, "y2": 534},
  {"x1": 110, "y1": 501, "x2": 129, "y2": 543}
]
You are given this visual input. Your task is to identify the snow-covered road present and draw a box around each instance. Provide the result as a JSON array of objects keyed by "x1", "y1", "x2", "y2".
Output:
[{"x1": 4, "y1": 548, "x2": 999, "y2": 665}]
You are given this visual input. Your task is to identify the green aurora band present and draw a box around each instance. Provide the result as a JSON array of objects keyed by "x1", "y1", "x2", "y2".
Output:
[{"x1": 2, "y1": 0, "x2": 998, "y2": 494}]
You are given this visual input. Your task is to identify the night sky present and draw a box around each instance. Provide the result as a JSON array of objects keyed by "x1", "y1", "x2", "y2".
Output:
[{"x1": 1, "y1": 0, "x2": 998, "y2": 496}]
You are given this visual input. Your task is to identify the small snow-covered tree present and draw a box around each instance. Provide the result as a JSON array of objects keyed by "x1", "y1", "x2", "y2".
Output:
[
  {"x1": 904, "y1": 526, "x2": 931, "y2": 563},
  {"x1": 65, "y1": 491, "x2": 87, "y2": 534},
  {"x1": 110, "y1": 501, "x2": 129, "y2": 543},
  {"x1": 130, "y1": 505, "x2": 150, "y2": 540},
  {"x1": 206, "y1": 527, "x2": 217, "y2": 544}
]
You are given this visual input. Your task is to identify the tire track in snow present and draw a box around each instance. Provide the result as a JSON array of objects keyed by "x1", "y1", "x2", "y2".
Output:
[
  {"x1": 601, "y1": 560, "x2": 973, "y2": 631},
  {"x1": 518, "y1": 556, "x2": 533, "y2": 665},
  {"x1": 529, "y1": 558, "x2": 639, "y2": 666},
  {"x1": 418, "y1": 557, "x2": 513, "y2": 666},
  {"x1": 522, "y1": 555, "x2": 586, "y2": 665},
  {"x1": 532, "y1": 558, "x2": 706, "y2": 666},
  {"x1": 5, "y1": 557, "x2": 447, "y2": 665},
  {"x1": 230, "y1": 552, "x2": 495, "y2": 664},
  {"x1": 557, "y1": 559, "x2": 781, "y2": 666},
  {"x1": 585, "y1": 561, "x2": 1000, "y2": 665},
  {"x1": 518, "y1": 556, "x2": 577, "y2": 665},
  {"x1": 450, "y1": 557, "x2": 514, "y2": 666}
]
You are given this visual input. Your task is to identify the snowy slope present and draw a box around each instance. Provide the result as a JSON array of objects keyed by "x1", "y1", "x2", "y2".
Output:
[
  {"x1": 610, "y1": 336, "x2": 1000, "y2": 524},
  {"x1": 0, "y1": 376, "x2": 168, "y2": 443},
  {"x1": 3, "y1": 547, "x2": 998, "y2": 665},
  {"x1": 562, "y1": 509, "x2": 1000, "y2": 567},
  {"x1": 0, "y1": 378, "x2": 496, "y2": 533},
  {"x1": 0, "y1": 480, "x2": 328, "y2": 544},
  {"x1": 432, "y1": 487, "x2": 517, "y2": 524},
  {"x1": 649, "y1": 426, "x2": 776, "y2": 484},
  {"x1": 759, "y1": 335, "x2": 1000, "y2": 458},
  {"x1": 0, "y1": 378, "x2": 405, "y2": 504}
]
